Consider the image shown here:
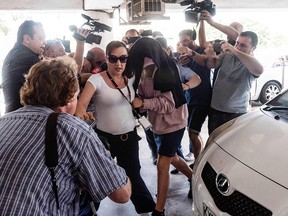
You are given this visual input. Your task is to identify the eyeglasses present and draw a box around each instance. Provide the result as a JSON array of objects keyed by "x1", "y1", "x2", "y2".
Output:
[{"x1": 108, "y1": 55, "x2": 128, "y2": 63}]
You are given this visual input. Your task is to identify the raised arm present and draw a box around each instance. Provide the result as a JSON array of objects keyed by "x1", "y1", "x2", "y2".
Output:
[
  {"x1": 201, "y1": 10, "x2": 241, "y2": 41},
  {"x1": 221, "y1": 42, "x2": 263, "y2": 76},
  {"x1": 198, "y1": 19, "x2": 209, "y2": 48},
  {"x1": 72, "y1": 28, "x2": 90, "y2": 72}
]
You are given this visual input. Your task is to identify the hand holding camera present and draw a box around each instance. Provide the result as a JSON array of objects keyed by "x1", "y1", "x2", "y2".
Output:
[{"x1": 69, "y1": 14, "x2": 112, "y2": 45}]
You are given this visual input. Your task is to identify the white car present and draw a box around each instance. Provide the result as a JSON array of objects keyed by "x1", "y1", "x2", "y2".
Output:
[
  {"x1": 251, "y1": 54, "x2": 288, "y2": 104},
  {"x1": 192, "y1": 89, "x2": 288, "y2": 216}
]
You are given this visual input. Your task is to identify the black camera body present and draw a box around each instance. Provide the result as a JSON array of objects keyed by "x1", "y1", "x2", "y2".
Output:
[
  {"x1": 180, "y1": 0, "x2": 216, "y2": 23},
  {"x1": 213, "y1": 39, "x2": 223, "y2": 54},
  {"x1": 69, "y1": 14, "x2": 112, "y2": 45},
  {"x1": 127, "y1": 30, "x2": 153, "y2": 44}
]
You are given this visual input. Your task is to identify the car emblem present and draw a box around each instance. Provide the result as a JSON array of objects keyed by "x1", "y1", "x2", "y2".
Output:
[{"x1": 216, "y1": 173, "x2": 230, "y2": 195}]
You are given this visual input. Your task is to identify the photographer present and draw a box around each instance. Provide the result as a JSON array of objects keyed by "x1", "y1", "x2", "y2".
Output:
[
  {"x1": 176, "y1": 29, "x2": 212, "y2": 171},
  {"x1": 199, "y1": 10, "x2": 243, "y2": 49},
  {"x1": 0, "y1": 56, "x2": 132, "y2": 215},
  {"x1": 121, "y1": 28, "x2": 140, "y2": 48},
  {"x1": 199, "y1": 10, "x2": 243, "y2": 85},
  {"x1": 205, "y1": 31, "x2": 263, "y2": 134},
  {"x1": 44, "y1": 28, "x2": 93, "y2": 88}
]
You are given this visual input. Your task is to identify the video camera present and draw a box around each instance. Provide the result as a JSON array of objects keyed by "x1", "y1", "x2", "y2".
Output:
[
  {"x1": 180, "y1": 0, "x2": 216, "y2": 24},
  {"x1": 69, "y1": 14, "x2": 112, "y2": 45}
]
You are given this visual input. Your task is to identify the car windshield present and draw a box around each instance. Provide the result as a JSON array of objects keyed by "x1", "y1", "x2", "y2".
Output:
[{"x1": 265, "y1": 90, "x2": 288, "y2": 109}]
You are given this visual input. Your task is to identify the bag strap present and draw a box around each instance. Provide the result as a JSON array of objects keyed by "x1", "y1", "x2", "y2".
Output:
[{"x1": 45, "y1": 112, "x2": 61, "y2": 216}]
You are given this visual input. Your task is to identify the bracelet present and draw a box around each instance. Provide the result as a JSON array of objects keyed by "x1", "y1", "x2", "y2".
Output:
[{"x1": 184, "y1": 83, "x2": 190, "y2": 89}]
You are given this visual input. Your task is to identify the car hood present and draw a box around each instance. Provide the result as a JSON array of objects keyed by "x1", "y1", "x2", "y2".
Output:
[{"x1": 213, "y1": 108, "x2": 288, "y2": 188}]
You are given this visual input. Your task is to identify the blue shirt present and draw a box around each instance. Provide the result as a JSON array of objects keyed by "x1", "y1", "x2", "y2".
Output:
[{"x1": 0, "y1": 106, "x2": 127, "y2": 216}]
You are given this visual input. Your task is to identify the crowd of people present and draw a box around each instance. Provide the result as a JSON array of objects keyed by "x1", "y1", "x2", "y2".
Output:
[{"x1": 0, "y1": 9, "x2": 263, "y2": 216}]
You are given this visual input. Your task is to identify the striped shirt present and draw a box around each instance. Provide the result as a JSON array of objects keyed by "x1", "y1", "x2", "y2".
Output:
[{"x1": 0, "y1": 106, "x2": 128, "y2": 216}]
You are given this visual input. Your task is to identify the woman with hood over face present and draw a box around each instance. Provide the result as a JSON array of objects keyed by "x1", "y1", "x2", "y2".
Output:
[{"x1": 126, "y1": 37, "x2": 193, "y2": 216}]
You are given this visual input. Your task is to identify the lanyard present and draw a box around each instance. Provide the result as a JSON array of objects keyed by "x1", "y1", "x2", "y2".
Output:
[
  {"x1": 106, "y1": 71, "x2": 141, "y2": 119},
  {"x1": 106, "y1": 71, "x2": 131, "y2": 102}
]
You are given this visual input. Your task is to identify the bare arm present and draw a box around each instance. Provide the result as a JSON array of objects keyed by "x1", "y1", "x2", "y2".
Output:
[
  {"x1": 73, "y1": 28, "x2": 90, "y2": 72},
  {"x1": 108, "y1": 178, "x2": 132, "y2": 203},
  {"x1": 198, "y1": 19, "x2": 209, "y2": 48},
  {"x1": 75, "y1": 81, "x2": 96, "y2": 120},
  {"x1": 201, "y1": 10, "x2": 240, "y2": 41},
  {"x1": 177, "y1": 45, "x2": 207, "y2": 67},
  {"x1": 221, "y1": 42, "x2": 263, "y2": 76},
  {"x1": 182, "y1": 74, "x2": 201, "y2": 91}
]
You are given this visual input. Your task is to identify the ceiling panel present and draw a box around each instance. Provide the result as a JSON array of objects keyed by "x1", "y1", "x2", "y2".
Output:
[{"x1": 84, "y1": 0, "x2": 125, "y2": 10}]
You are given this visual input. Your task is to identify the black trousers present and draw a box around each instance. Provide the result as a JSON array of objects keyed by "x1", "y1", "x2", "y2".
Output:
[{"x1": 96, "y1": 128, "x2": 156, "y2": 213}]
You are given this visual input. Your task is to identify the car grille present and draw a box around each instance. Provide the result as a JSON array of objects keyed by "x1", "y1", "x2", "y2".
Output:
[{"x1": 201, "y1": 162, "x2": 272, "y2": 216}]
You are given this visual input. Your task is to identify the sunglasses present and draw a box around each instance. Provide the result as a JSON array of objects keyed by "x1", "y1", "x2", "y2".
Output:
[{"x1": 108, "y1": 55, "x2": 128, "y2": 63}]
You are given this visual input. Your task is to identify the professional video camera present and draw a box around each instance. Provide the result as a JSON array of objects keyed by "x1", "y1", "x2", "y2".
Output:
[
  {"x1": 69, "y1": 14, "x2": 112, "y2": 45},
  {"x1": 180, "y1": 0, "x2": 216, "y2": 24}
]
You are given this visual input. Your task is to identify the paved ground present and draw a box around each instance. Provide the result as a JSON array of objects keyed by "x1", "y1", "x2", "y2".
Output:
[{"x1": 97, "y1": 120, "x2": 209, "y2": 216}]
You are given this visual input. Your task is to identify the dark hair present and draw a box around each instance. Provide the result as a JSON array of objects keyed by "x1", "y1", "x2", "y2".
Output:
[
  {"x1": 179, "y1": 29, "x2": 197, "y2": 41},
  {"x1": 125, "y1": 29, "x2": 140, "y2": 36},
  {"x1": 20, "y1": 56, "x2": 79, "y2": 108},
  {"x1": 106, "y1": 40, "x2": 128, "y2": 56},
  {"x1": 155, "y1": 36, "x2": 168, "y2": 49},
  {"x1": 17, "y1": 20, "x2": 42, "y2": 43},
  {"x1": 240, "y1": 31, "x2": 258, "y2": 47},
  {"x1": 124, "y1": 37, "x2": 186, "y2": 108}
]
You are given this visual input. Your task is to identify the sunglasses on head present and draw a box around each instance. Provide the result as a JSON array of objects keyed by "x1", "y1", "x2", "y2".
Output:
[{"x1": 108, "y1": 55, "x2": 128, "y2": 63}]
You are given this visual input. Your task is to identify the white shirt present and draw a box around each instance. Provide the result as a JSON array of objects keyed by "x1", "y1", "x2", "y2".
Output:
[{"x1": 88, "y1": 74, "x2": 136, "y2": 135}]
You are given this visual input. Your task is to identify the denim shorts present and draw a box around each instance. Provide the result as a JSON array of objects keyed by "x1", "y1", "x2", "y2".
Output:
[{"x1": 154, "y1": 128, "x2": 185, "y2": 157}]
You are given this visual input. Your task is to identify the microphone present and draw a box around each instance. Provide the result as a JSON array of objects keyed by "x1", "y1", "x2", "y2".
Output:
[
  {"x1": 69, "y1": 25, "x2": 77, "y2": 32},
  {"x1": 69, "y1": 25, "x2": 86, "y2": 42}
]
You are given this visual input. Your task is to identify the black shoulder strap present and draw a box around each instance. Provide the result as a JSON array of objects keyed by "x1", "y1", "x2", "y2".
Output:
[
  {"x1": 45, "y1": 112, "x2": 60, "y2": 167},
  {"x1": 45, "y1": 112, "x2": 61, "y2": 215}
]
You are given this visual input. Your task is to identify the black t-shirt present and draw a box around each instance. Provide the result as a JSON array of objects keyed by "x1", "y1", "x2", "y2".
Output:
[{"x1": 185, "y1": 47, "x2": 212, "y2": 105}]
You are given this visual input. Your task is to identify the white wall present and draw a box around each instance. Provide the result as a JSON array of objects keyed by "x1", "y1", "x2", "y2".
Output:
[{"x1": 0, "y1": 0, "x2": 82, "y2": 10}]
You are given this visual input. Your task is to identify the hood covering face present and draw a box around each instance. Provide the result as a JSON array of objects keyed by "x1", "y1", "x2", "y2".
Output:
[{"x1": 124, "y1": 37, "x2": 186, "y2": 108}]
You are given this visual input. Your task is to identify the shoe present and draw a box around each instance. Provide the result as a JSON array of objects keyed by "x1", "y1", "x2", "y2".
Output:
[
  {"x1": 170, "y1": 168, "x2": 179, "y2": 174},
  {"x1": 184, "y1": 152, "x2": 195, "y2": 162},
  {"x1": 189, "y1": 163, "x2": 194, "y2": 170},
  {"x1": 152, "y1": 209, "x2": 165, "y2": 216},
  {"x1": 188, "y1": 179, "x2": 192, "y2": 199}
]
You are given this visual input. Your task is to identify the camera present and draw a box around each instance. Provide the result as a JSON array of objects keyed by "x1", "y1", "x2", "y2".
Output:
[
  {"x1": 138, "y1": 116, "x2": 152, "y2": 130},
  {"x1": 127, "y1": 30, "x2": 153, "y2": 44},
  {"x1": 213, "y1": 39, "x2": 224, "y2": 54},
  {"x1": 180, "y1": 0, "x2": 216, "y2": 23},
  {"x1": 127, "y1": 36, "x2": 141, "y2": 44},
  {"x1": 69, "y1": 14, "x2": 112, "y2": 45}
]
